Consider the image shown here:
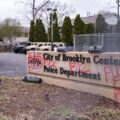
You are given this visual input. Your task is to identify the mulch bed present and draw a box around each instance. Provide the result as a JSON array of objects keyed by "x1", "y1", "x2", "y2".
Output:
[{"x1": 0, "y1": 78, "x2": 120, "y2": 120}]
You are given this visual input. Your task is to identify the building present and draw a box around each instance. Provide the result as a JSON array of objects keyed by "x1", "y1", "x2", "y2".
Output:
[
  {"x1": 81, "y1": 12, "x2": 118, "y2": 25},
  {"x1": 59, "y1": 11, "x2": 118, "y2": 32}
]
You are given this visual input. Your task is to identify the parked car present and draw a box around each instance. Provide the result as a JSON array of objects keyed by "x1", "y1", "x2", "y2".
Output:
[
  {"x1": 54, "y1": 45, "x2": 73, "y2": 52},
  {"x1": 23, "y1": 43, "x2": 52, "y2": 53},
  {"x1": 13, "y1": 42, "x2": 26, "y2": 53},
  {"x1": 13, "y1": 42, "x2": 32, "y2": 53},
  {"x1": 23, "y1": 43, "x2": 38, "y2": 54},
  {"x1": 13, "y1": 42, "x2": 72, "y2": 53},
  {"x1": 35, "y1": 46, "x2": 51, "y2": 51},
  {"x1": 88, "y1": 45, "x2": 103, "y2": 53},
  {"x1": 35, "y1": 44, "x2": 73, "y2": 52}
]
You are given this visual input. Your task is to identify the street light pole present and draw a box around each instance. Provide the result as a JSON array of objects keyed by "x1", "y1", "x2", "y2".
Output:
[
  {"x1": 116, "y1": 0, "x2": 120, "y2": 22},
  {"x1": 51, "y1": 12, "x2": 53, "y2": 51},
  {"x1": 47, "y1": 8, "x2": 57, "y2": 51}
]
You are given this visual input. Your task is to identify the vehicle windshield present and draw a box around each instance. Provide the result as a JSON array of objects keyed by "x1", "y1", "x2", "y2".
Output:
[
  {"x1": 25, "y1": 42, "x2": 31, "y2": 46},
  {"x1": 15, "y1": 42, "x2": 26, "y2": 46}
]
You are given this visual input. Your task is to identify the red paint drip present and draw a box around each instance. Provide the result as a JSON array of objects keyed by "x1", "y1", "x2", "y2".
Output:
[
  {"x1": 114, "y1": 89, "x2": 120, "y2": 101},
  {"x1": 104, "y1": 66, "x2": 120, "y2": 101}
]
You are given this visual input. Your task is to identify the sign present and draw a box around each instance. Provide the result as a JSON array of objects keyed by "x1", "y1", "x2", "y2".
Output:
[{"x1": 27, "y1": 51, "x2": 120, "y2": 102}]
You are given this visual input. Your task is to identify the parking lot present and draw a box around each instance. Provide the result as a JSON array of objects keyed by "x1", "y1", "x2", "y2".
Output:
[{"x1": 0, "y1": 52, "x2": 27, "y2": 77}]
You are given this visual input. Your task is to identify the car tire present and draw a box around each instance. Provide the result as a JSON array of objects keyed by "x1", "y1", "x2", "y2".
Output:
[
  {"x1": 18, "y1": 48, "x2": 24, "y2": 53},
  {"x1": 44, "y1": 49, "x2": 48, "y2": 51}
]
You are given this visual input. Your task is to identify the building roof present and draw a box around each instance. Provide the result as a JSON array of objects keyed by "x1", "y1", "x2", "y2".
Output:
[
  {"x1": 81, "y1": 16, "x2": 97, "y2": 24},
  {"x1": 82, "y1": 12, "x2": 117, "y2": 24},
  {"x1": 59, "y1": 12, "x2": 118, "y2": 27}
]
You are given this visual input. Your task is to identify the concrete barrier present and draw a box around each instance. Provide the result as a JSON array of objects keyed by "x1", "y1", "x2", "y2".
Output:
[{"x1": 27, "y1": 51, "x2": 120, "y2": 102}]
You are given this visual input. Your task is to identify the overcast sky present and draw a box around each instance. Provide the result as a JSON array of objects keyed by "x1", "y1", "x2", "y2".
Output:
[
  {"x1": 0, "y1": 0, "x2": 117, "y2": 25},
  {"x1": 57, "y1": 0, "x2": 116, "y2": 16}
]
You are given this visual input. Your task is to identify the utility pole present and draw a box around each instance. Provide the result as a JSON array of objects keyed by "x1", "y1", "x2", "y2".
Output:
[
  {"x1": 116, "y1": 0, "x2": 120, "y2": 22},
  {"x1": 32, "y1": 0, "x2": 36, "y2": 23}
]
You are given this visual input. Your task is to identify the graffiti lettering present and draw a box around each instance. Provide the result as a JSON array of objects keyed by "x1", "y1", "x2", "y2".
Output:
[
  {"x1": 69, "y1": 62, "x2": 90, "y2": 73},
  {"x1": 104, "y1": 66, "x2": 120, "y2": 87},
  {"x1": 104, "y1": 66, "x2": 120, "y2": 101},
  {"x1": 28, "y1": 52, "x2": 57, "y2": 72},
  {"x1": 28, "y1": 52, "x2": 43, "y2": 72}
]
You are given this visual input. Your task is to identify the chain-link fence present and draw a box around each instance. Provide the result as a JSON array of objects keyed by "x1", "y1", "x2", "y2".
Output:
[{"x1": 73, "y1": 33, "x2": 120, "y2": 52}]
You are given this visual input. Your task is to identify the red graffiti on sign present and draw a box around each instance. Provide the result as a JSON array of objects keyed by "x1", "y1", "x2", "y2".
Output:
[
  {"x1": 104, "y1": 66, "x2": 120, "y2": 101},
  {"x1": 104, "y1": 66, "x2": 120, "y2": 87},
  {"x1": 28, "y1": 52, "x2": 57, "y2": 72},
  {"x1": 28, "y1": 52, "x2": 43, "y2": 72},
  {"x1": 43, "y1": 59, "x2": 57, "y2": 69},
  {"x1": 69, "y1": 62, "x2": 90, "y2": 73}
]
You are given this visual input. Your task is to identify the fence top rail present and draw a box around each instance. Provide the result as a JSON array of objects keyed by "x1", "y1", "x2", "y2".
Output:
[{"x1": 74, "y1": 33, "x2": 120, "y2": 37}]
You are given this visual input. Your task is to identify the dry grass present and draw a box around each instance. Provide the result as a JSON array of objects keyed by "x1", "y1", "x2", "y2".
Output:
[{"x1": 0, "y1": 77, "x2": 119, "y2": 120}]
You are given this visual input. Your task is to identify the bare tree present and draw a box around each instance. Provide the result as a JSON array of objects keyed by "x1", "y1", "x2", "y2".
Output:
[
  {"x1": 17, "y1": 0, "x2": 50, "y2": 23},
  {"x1": 17, "y1": 0, "x2": 75, "y2": 28},
  {"x1": 1, "y1": 18, "x2": 22, "y2": 45},
  {"x1": 39, "y1": 1, "x2": 75, "y2": 29}
]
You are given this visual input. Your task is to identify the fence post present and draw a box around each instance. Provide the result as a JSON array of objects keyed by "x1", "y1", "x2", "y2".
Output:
[
  {"x1": 101, "y1": 34, "x2": 104, "y2": 47},
  {"x1": 73, "y1": 34, "x2": 75, "y2": 52}
]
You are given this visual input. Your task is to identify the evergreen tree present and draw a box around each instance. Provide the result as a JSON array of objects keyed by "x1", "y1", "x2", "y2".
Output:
[
  {"x1": 53, "y1": 12, "x2": 61, "y2": 42},
  {"x1": 34, "y1": 19, "x2": 47, "y2": 42},
  {"x1": 74, "y1": 14, "x2": 85, "y2": 34},
  {"x1": 62, "y1": 16, "x2": 73, "y2": 45},
  {"x1": 85, "y1": 23, "x2": 94, "y2": 34},
  {"x1": 29, "y1": 20, "x2": 35, "y2": 42},
  {"x1": 48, "y1": 12, "x2": 61, "y2": 42},
  {"x1": 0, "y1": 28, "x2": 3, "y2": 41},
  {"x1": 96, "y1": 14, "x2": 108, "y2": 33},
  {"x1": 116, "y1": 20, "x2": 120, "y2": 32}
]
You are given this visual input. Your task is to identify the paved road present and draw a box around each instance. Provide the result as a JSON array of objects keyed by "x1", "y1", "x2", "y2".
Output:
[{"x1": 0, "y1": 52, "x2": 27, "y2": 77}]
